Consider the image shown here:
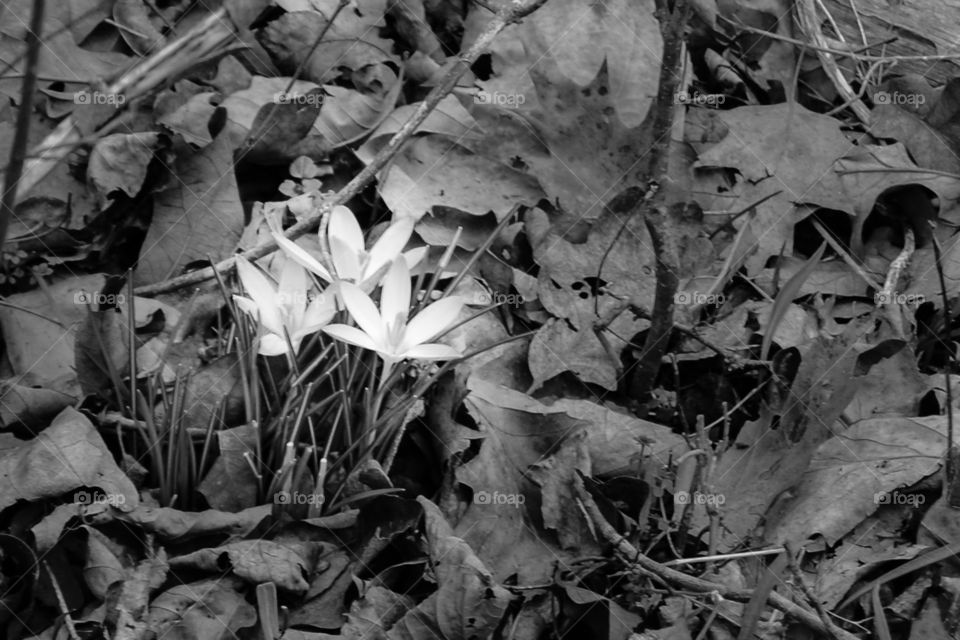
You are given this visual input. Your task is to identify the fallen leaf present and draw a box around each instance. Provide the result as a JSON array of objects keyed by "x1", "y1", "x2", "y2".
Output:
[
  {"x1": 0, "y1": 407, "x2": 138, "y2": 512},
  {"x1": 144, "y1": 577, "x2": 257, "y2": 639},
  {"x1": 169, "y1": 540, "x2": 320, "y2": 593}
]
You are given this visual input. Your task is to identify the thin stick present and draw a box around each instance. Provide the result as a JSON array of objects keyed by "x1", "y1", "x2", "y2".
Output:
[
  {"x1": 44, "y1": 561, "x2": 81, "y2": 640},
  {"x1": 784, "y1": 542, "x2": 846, "y2": 640},
  {"x1": 626, "y1": 0, "x2": 690, "y2": 402},
  {"x1": 0, "y1": 0, "x2": 46, "y2": 255},
  {"x1": 878, "y1": 227, "x2": 915, "y2": 303},
  {"x1": 931, "y1": 224, "x2": 958, "y2": 506},
  {"x1": 811, "y1": 218, "x2": 883, "y2": 289},
  {"x1": 664, "y1": 546, "x2": 784, "y2": 566},
  {"x1": 795, "y1": 0, "x2": 870, "y2": 123},
  {"x1": 824, "y1": 59, "x2": 887, "y2": 117},
  {"x1": 846, "y1": 0, "x2": 868, "y2": 48},
  {"x1": 721, "y1": 17, "x2": 960, "y2": 63}
]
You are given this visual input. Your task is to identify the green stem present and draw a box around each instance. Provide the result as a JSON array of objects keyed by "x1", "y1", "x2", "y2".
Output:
[{"x1": 366, "y1": 358, "x2": 397, "y2": 451}]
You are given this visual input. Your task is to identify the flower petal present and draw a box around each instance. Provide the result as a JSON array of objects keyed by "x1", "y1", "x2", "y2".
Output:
[
  {"x1": 278, "y1": 256, "x2": 309, "y2": 323},
  {"x1": 401, "y1": 342, "x2": 463, "y2": 361},
  {"x1": 380, "y1": 259, "x2": 411, "y2": 330},
  {"x1": 402, "y1": 246, "x2": 428, "y2": 271},
  {"x1": 403, "y1": 296, "x2": 464, "y2": 348},
  {"x1": 330, "y1": 235, "x2": 362, "y2": 282},
  {"x1": 234, "y1": 257, "x2": 284, "y2": 335},
  {"x1": 338, "y1": 282, "x2": 387, "y2": 346},
  {"x1": 324, "y1": 281, "x2": 346, "y2": 311},
  {"x1": 232, "y1": 295, "x2": 257, "y2": 316},
  {"x1": 300, "y1": 293, "x2": 336, "y2": 332},
  {"x1": 323, "y1": 323, "x2": 381, "y2": 352},
  {"x1": 329, "y1": 205, "x2": 365, "y2": 255},
  {"x1": 366, "y1": 219, "x2": 414, "y2": 279},
  {"x1": 272, "y1": 232, "x2": 333, "y2": 282},
  {"x1": 258, "y1": 333, "x2": 290, "y2": 357}
]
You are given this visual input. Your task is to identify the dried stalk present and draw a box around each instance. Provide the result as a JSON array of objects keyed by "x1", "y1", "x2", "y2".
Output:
[
  {"x1": 626, "y1": 0, "x2": 689, "y2": 404},
  {"x1": 794, "y1": 0, "x2": 871, "y2": 122},
  {"x1": 0, "y1": 0, "x2": 46, "y2": 253}
]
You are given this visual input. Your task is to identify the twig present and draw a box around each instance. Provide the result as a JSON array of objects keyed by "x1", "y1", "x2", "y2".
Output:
[
  {"x1": 707, "y1": 190, "x2": 782, "y2": 240},
  {"x1": 824, "y1": 59, "x2": 887, "y2": 117},
  {"x1": 700, "y1": 383, "x2": 767, "y2": 433},
  {"x1": 721, "y1": 17, "x2": 960, "y2": 63},
  {"x1": 0, "y1": 0, "x2": 46, "y2": 256},
  {"x1": 784, "y1": 542, "x2": 847, "y2": 640},
  {"x1": 603, "y1": 301, "x2": 769, "y2": 370},
  {"x1": 931, "y1": 224, "x2": 960, "y2": 507},
  {"x1": 795, "y1": 0, "x2": 870, "y2": 123},
  {"x1": 626, "y1": 0, "x2": 690, "y2": 404},
  {"x1": 664, "y1": 546, "x2": 784, "y2": 567},
  {"x1": 134, "y1": 0, "x2": 551, "y2": 296},
  {"x1": 815, "y1": 0, "x2": 845, "y2": 46},
  {"x1": 836, "y1": 167, "x2": 960, "y2": 179},
  {"x1": 692, "y1": 415, "x2": 721, "y2": 568},
  {"x1": 878, "y1": 227, "x2": 914, "y2": 304},
  {"x1": 846, "y1": 0, "x2": 868, "y2": 48},
  {"x1": 810, "y1": 218, "x2": 883, "y2": 290},
  {"x1": 573, "y1": 476, "x2": 860, "y2": 640},
  {"x1": 44, "y1": 561, "x2": 81, "y2": 640}
]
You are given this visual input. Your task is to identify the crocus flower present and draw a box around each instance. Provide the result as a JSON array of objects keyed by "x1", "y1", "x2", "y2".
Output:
[
  {"x1": 233, "y1": 255, "x2": 336, "y2": 356},
  {"x1": 272, "y1": 205, "x2": 426, "y2": 291},
  {"x1": 323, "y1": 258, "x2": 464, "y2": 379}
]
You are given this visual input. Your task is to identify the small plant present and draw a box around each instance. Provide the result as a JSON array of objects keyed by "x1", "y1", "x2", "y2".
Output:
[
  {"x1": 232, "y1": 205, "x2": 474, "y2": 516},
  {"x1": 131, "y1": 370, "x2": 229, "y2": 510},
  {"x1": 90, "y1": 205, "x2": 509, "y2": 516}
]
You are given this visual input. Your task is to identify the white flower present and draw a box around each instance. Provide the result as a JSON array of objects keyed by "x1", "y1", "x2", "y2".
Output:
[
  {"x1": 233, "y1": 255, "x2": 336, "y2": 356},
  {"x1": 323, "y1": 258, "x2": 463, "y2": 370},
  {"x1": 273, "y1": 205, "x2": 426, "y2": 291}
]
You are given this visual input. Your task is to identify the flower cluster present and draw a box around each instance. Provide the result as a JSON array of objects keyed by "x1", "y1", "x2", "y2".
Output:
[{"x1": 234, "y1": 205, "x2": 464, "y2": 372}]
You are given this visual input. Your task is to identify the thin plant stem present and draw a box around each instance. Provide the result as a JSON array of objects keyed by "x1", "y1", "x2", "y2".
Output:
[
  {"x1": 135, "y1": 389, "x2": 164, "y2": 495},
  {"x1": 0, "y1": 0, "x2": 45, "y2": 254},
  {"x1": 441, "y1": 208, "x2": 519, "y2": 302},
  {"x1": 416, "y1": 226, "x2": 463, "y2": 313}
]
